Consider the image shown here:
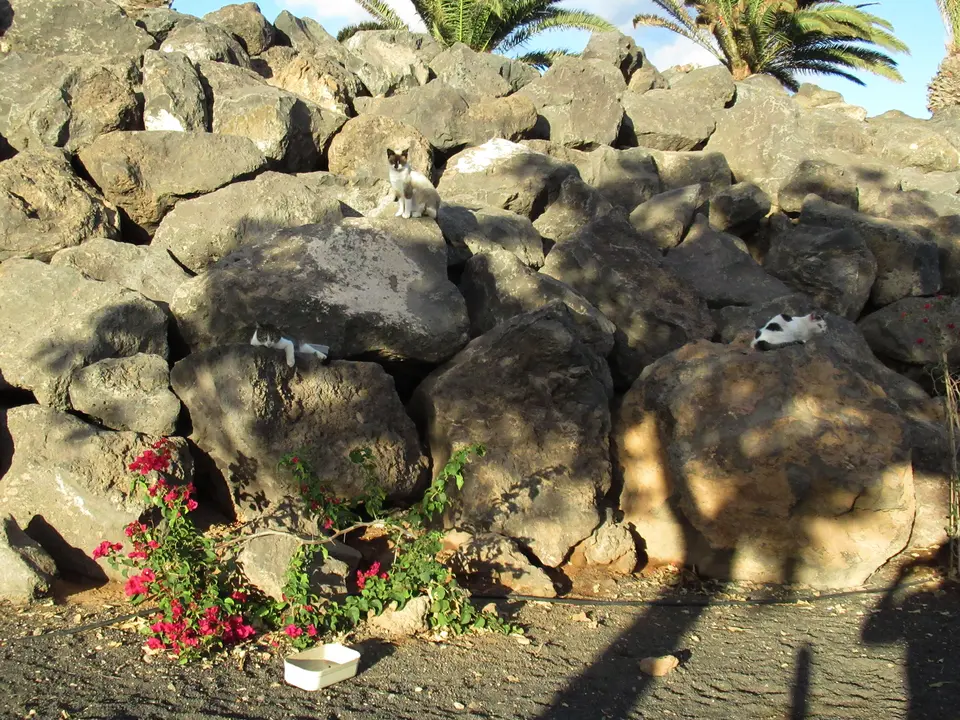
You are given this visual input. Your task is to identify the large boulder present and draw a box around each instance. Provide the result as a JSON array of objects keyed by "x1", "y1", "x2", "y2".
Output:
[
  {"x1": 0, "y1": 0, "x2": 155, "y2": 57},
  {"x1": 341, "y1": 30, "x2": 435, "y2": 92},
  {"x1": 159, "y1": 18, "x2": 251, "y2": 67},
  {"x1": 620, "y1": 88, "x2": 717, "y2": 151},
  {"x1": 449, "y1": 531, "x2": 556, "y2": 598},
  {"x1": 203, "y1": 2, "x2": 275, "y2": 56},
  {"x1": 68, "y1": 354, "x2": 180, "y2": 436},
  {"x1": 78, "y1": 130, "x2": 268, "y2": 235},
  {"x1": 0, "y1": 260, "x2": 168, "y2": 408},
  {"x1": 170, "y1": 347, "x2": 427, "y2": 520},
  {"x1": 866, "y1": 114, "x2": 960, "y2": 173},
  {"x1": 541, "y1": 214, "x2": 714, "y2": 387},
  {"x1": 327, "y1": 114, "x2": 433, "y2": 182},
  {"x1": 456, "y1": 94, "x2": 539, "y2": 148},
  {"x1": 0, "y1": 406, "x2": 192, "y2": 580},
  {"x1": 628, "y1": 184, "x2": 706, "y2": 250},
  {"x1": 141, "y1": 50, "x2": 209, "y2": 132},
  {"x1": 649, "y1": 150, "x2": 732, "y2": 196},
  {"x1": 615, "y1": 340, "x2": 916, "y2": 589},
  {"x1": 581, "y1": 31, "x2": 647, "y2": 82},
  {"x1": 171, "y1": 218, "x2": 469, "y2": 363},
  {"x1": 0, "y1": 52, "x2": 141, "y2": 154},
  {"x1": 361, "y1": 83, "x2": 472, "y2": 153},
  {"x1": 858, "y1": 295, "x2": 960, "y2": 367},
  {"x1": 707, "y1": 182, "x2": 771, "y2": 234},
  {"x1": 799, "y1": 195, "x2": 941, "y2": 307},
  {"x1": 778, "y1": 159, "x2": 859, "y2": 214},
  {"x1": 668, "y1": 65, "x2": 737, "y2": 109},
  {"x1": 0, "y1": 148, "x2": 120, "y2": 261},
  {"x1": 50, "y1": 237, "x2": 191, "y2": 306},
  {"x1": 764, "y1": 225, "x2": 877, "y2": 320},
  {"x1": 518, "y1": 57, "x2": 625, "y2": 149},
  {"x1": 438, "y1": 139, "x2": 578, "y2": 219},
  {"x1": 428, "y1": 43, "x2": 512, "y2": 98},
  {"x1": 198, "y1": 61, "x2": 346, "y2": 172},
  {"x1": 436, "y1": 204, "x2": 544, "y2": 269},
  {"x1": 460, "y1": 249, "x2": 616, "y2": 352},
  {"x1": 533, "y1": 175, "x2": 620, "y2": 246},
  {"x1": 705, "y1": 81, "x2": 818, "y2": 199},
  {"x1": 0, "y1": 515, "x2": 58, "y2": 603},
  {"x1": 524, "y1": 142, "x2": 662, "y2": 213},
  {"x1": 152, "y1": 171, "x2": 344, "y2": 272},
  {"x1": 262, "y1": 53, "x2": 364, "y2": 117},
  {"x1": 662, "y1": 216, "x2": 794, "y2": 308},
  {"x1": 409, "y1": 304, "x2": 614, "y2": 568}
]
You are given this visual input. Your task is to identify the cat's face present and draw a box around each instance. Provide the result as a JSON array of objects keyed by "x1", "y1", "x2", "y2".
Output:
[
  {"x1": 387, "y1": 149, "x2": 409, "y2": 171},
  {"x1": 807, "y1": 312, "x2": 827, "y2": 334}
]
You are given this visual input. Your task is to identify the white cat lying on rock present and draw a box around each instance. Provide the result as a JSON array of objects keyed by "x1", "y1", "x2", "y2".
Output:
[
  {"x1": 751, "y1": 312, "x2": 827, "y2": 351},
  {"x1": 250, "y1": 324, "x2": 330, "y2": 368}
]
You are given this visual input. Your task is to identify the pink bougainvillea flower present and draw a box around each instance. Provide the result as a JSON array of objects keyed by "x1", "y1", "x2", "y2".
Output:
[
  {"x1": 186, "y1": 499, "x2": 198, "y2": 512},
  {"x1": 924, "y1": 303, "x2": 932, "y2": 309},
  {"x1": 949, "y1": 324, "x2": 956, "y2": 330},
  {"x1": 291, "y1": 456, "x2": 300, "y2": 465},
  {"x1": 323, "y1": 518, "x2": 334, "y2": 530},
  {"x1": 230, "y1": 591, "x2": 248, "y2": 603},
  {"x1": 92, "y1": 540, "x2": 122, "y2": 559},
  {"x1": 145, "y1": 637, "x2": 165, "y2": 650},
  {"x1": 284, "y1": 624, "x2": 303, "y2": 638},
  {"x1": 307, "y1": 625, "x2": 318, "y2": 637},
  {"x1": 917, "y1": 338, "x2": 925, "y2": 345}
]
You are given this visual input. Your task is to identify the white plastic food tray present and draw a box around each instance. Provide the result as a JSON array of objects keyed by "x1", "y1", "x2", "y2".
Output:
[{"x1": 284, "y1": 643, "x2": 361, "y2": 691}]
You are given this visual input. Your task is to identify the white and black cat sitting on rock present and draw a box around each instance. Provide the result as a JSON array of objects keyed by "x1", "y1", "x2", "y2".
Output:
[
  {"x1": 387, "y1": 148, "x2": 441, "y2": 219},
  {"x1": 751, "y1": 312, "x2": 827, "y2": 351}
]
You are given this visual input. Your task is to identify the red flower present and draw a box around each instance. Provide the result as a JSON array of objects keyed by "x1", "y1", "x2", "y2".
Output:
[
  {"x1": 127, "y1": 550, "x2": 148, "y2": 560},
  {"x1": 186, "y1": 499, "x2": 198, "y2": 512},
  {"x1": 145, "y1": 637, "x2": 164, "y2": 650},
  {"x1": 92, "y1": 540, "x2": 122, "y2": 559},
  {"x1": 356, "y1": 573, "x2": 366, "y2": 591},
  {"x1": 917, "y1": 338, "x2": 925, "y2": 345},
  {"x1": 284, "y1": 624, "x2": 303, "y2": 638},
  {"x1": 949, "y1": 324, "x2": 956, "y2": 330},
  {"x1": 380, "y1": 573, "x2": 389, "y2": 580},
  {"x1": 291, "y1": 456, "x2": 300, "y2": 465},
  {"x1": 230, "y1": 591, "x2": 248, "y2": 603},
  {"x1": 923, "y1": 318, "x2": 929, "y2": 323},
  {"x1": 307, "y1": 625, "x2": 318, "y2": 637},
  {"x1": 147, "y1": 540, "x2": 160, "y2": 550},
  {"x1": 924, "y1": 303, "x2": 932, "y2": 309},
  {"x1": 323, "y1": 518, "x2": 334, "y2": 530}
]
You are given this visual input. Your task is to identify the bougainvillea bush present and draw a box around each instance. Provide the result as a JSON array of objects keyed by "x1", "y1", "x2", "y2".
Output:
[{"x1": 92, "y1": 439, "x2": 517, "y2": 662}]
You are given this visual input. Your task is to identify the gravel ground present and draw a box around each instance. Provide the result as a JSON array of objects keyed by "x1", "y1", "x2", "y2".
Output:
[{"x1": 0, "y1": 559, "x2": 957, "y2": 720}]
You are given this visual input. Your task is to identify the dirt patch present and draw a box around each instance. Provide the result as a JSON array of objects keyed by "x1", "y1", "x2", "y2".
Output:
[{"x1": 0, "y1": 554, "x2": 957, "y2": 720}]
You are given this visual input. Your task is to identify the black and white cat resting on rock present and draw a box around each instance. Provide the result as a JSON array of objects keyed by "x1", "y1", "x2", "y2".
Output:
[
  {"x1": 751, "y1": 312, "x2": 827, "y2": 351},
  {"x1": 250, "y1": 325, "x2": 330, "y2": 368}
]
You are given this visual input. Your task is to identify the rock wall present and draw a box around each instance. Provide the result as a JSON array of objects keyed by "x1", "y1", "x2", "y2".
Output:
[{"x1": 0, "y1": 1, "x2": 954, "y2": 598}]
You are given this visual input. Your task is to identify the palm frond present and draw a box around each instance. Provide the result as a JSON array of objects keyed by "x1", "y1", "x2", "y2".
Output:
[
  {"x1": 351, "y1": 0, "x2": 409, "y2": 28},
  {"x1": 337, "y1": 21, "x2": 391, "y2": 43},
  {"x1": 516, "y1": 48, "x2": 573, "y2": 70}
]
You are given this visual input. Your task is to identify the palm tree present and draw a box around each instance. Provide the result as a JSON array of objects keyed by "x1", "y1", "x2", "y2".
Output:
[
  {"x1": 633, "y1": 0, "x2": 907, "y2": 92},
  {"x1": 929, "y1": 0, "x2": 960, "y2": 113},
  {"x1": 337, "y1": 0, "x2": 616, "y2": 68}
]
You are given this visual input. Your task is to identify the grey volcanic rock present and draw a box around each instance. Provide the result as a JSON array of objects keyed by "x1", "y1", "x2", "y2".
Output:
[
  {"x1": 142, "y1": 50, "x2": 208, "y2": 132},
  {"x1": 160, "y1": 18, "x2": 251, "y2": 67},
  {"x1": 437, "y1": 204, "x2": 545, "y2": 269},
  {"x1": 203, "y1": 2, "x2": 275, "y2": 55},
  {"x1": 327, "y1": 114, "x2": 433, "y2": 182}
]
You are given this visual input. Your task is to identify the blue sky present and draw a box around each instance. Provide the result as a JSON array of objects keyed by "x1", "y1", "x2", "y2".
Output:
[{"x1": 174, "y1": 0, "x2": 946, "y2": 119}]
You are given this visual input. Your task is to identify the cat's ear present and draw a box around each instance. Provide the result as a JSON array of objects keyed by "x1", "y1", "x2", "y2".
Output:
[
  {"x1": 810, "y1": 312, "x2": 823, "y2": 321},
  {"x1": 386, "y1": 149, "x2": 396, "y2": 160},
  {"x1": 400, "y1": 149, "x2": 409, "y2": 161}
]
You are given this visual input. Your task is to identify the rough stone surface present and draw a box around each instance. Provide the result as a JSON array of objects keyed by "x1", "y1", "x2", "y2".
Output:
[
  {"x1": 629, "y1": 185, "x2": 706, "y2": 250},
  {"x1": 650, "y1": 150, "x2": 732, "y2": 196},
  {"x1": 0, "y1": 52, "x2": 141, "y2": 154},
  {"x1": 362, "y1": 83, "x2": 472, "y2": 153},
  {"x1": 0, "y1": 515, "x2": 58, "y2": 603},
  {"x1": 69, "y1": 354, "x2": 180, "y2": 436},
  {"x1": 198, "y1": 61, "x2": 346, "y2": 173},
  {"x1": 366, "y1": 596, "x2": 431, "y2": 639},
  {"x1": 0, "y1": 148, "x2": 120, "y2": 261},
  {"x1": 708, "y1": 182, "x2": 772, "y2": 234},
  {"x1": 779, "y1": 160, "x2": 858, "y2": 214},
  {"x1": 0, "y1": 260, "x2": 168, "y2": 409},
  {"x1": 428, "y1": 43, "x2": 512, "y2": 98},
  {"x1": 239, "y1": 533, "x2": 357, "y2": 601},
  {"x1": 0, "y1": 406, "x2": 192, "y2": 580},
  {"x1": 581, "y1": 31, "x2": 647, "y2": 82},
  {"x1": 171, "y1": 218, "x2": 468, "y2": 364},
  {"x1": 142, "y1": 50, "x2": 208, "y2": 132},
  {"x1": 78, "y1": 130, "x2": 268, "y2": 235},
  {"x1": 438, "y1": 139, "x2": 578, "y2": 219},
  {"x1": 799, "y1": 195, "x2": 941, "y2": 307},
  {"x1": 620, "y1": 89, "x2": 717, "y2": 151},
  {"x1": 858, "y1": 296, "x2": 960, "y2": 367},
  {"x1": 458, "y1": 94, "x2": 539, "y2": 148},
  {"x1": 436, "y1": 204, "x2": 544, "y2": 269},
  {"x1": 327, "y1": 114, "x2": 433, "y2": 182},
  {"x1": 518, "y1": 58, "x2": 625, "y2": 148},
  {"x1": 409, "y1": 304, "x2": 614, "y2": 568},
  {"x1": 152, "y1": 171, "x2": 344, "y2": 272},
  {"x1": 866, "y1": 115, "x2": 960, "y2": 173},
  {"x1": 342, "y1": 30, "x2": 433, "y2": 96},
  {"x1": 50, "y1": 237, "x2": 191, "y2": 307},
  {"x1": 450, "y1": 531, "x2": 557, "y2": 598},
  {"x1": 615, "y1": 340, "x2": 916, "y2": 589},
  {"x1": 171, "y1": 347, "x2": 427, "y2": 519},
  {"x1": 460, "y1": 250, "x2": 616, "y2": 355},
  {"x1": 568, "y1": 516, "x2": 638, "y2": 575},
  {"x1": 533, "y1": 175, "x2": 620, "y2": 245},
  {"x1": 662, "y1": 216, "x2": 794, "y2": 308},
  {"x1": 160, "y1": 18, "x2": 251, "y2": 67},
  {"x1": 541, "y1": 214, "x2": 714, "y2": 387},
  {"x1": 203, "y1": 2, "x2": 275, "y2": 56},
  {"x1": 262, "y1": 54, "x2": 364, "y2": 117},
  {"x1": 669, "y1": 65, "x2": 737, "y2": 109},
  {"x1": 1, "y1": 0, "x2": 155, "y2": 57},
  {"x1": 764, "y1": 225, "x2": 877, "y2": 320}
]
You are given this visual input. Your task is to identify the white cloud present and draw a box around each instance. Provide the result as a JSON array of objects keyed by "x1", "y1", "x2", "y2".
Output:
[
  {"x1": 278, "y1": 0, "x2": 426, "y2": 32},
  {"x1": 646, "y1": 35, "x2": 721, "y2": 71}
]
